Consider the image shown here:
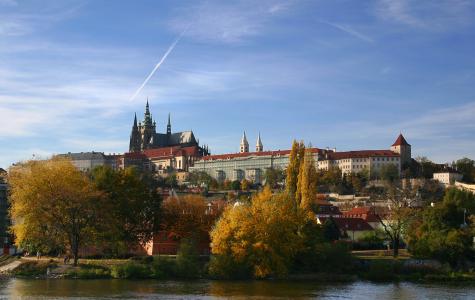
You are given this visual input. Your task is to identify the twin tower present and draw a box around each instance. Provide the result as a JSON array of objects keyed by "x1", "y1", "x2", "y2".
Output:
[{"x1": 240, "y1": 131, "x2": 263, "y2": 153}]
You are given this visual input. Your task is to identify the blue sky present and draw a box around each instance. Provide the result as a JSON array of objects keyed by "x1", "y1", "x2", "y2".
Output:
[{"x1": 1, "y1": 0, "x2": 474, "y2": 168}]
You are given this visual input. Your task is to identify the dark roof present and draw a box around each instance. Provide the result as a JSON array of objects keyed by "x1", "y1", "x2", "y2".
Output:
[
  {"x1": 319, "y1": 217, "x2": 373, "y2": 231},
  {"x1": 392, "y1": 134, "x2": 410, "y2": 147},
  {"x1": 57, "y1": 152, "x2": 107, "y2": 161},
  {"x1": 201, "y1": 148, "x2": 323, "y2": 161},
  {"x1": 152, "y1": 131, "x2": 196, "y2": 147}
]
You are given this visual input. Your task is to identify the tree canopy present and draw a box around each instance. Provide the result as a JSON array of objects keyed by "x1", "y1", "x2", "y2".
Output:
[{"x1": 9, "y1": 158, "x2": 107, "y2": 265}]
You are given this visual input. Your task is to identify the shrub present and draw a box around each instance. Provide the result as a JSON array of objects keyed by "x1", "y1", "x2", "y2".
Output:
[
  {"x1": 175, "y1": 238, "x2": 201, "y2": 279},
  {"x1": 207, "y1": 254, "x2": 251, "y2": 279},
  {"x1": 129, "y1": 255, "x2": 153, "y2": 264},
  {"x1": 313, "y1": 242, "x2": 355, "y2": 273},
  {"x1": 150, "y1": 258, "x2": 177, "y2": 279},
  {"x1": 110, "y1": 263, "x2": 150, "y2": 279}
]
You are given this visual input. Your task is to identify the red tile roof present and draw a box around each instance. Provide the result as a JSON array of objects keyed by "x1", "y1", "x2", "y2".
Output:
[
  {"x1": 201, "y1": 148, "x2": 323, "y2": 161},
  {"x1": 324, "y1": 150, "x2": 399, "y2": 160},
  {"x1": 392, "y1": 134, "x2": 410, "y2": 147},
  {"x1": 124, "y1": 146, "x2": 201, "y2": 160}
]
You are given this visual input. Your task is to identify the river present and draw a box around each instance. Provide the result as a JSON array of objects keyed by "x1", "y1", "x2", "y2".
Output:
[{"x1": 0, "y1": 279, "x2": 474, "y2": 299}]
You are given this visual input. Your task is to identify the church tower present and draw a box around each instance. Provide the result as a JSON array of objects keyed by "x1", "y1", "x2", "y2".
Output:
[
  {"x1": 240, "y1": 131, "x2": 249, "y2": 153},
  {"x1": 129, "y1": 113, "x2": 142, "y2": 152},
  {"x1": 390, "y1": 133, "x2": 411, "y2": 167},
  {"x1": 256, "y1": 132, "x2": 263, "y2": 152},
  {"x1": 140, "y1": 100, "x2": 157, "y2": 150}
]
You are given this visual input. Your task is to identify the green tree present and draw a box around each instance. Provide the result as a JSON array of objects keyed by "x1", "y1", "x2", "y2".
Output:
[
  {"x1": 91, "y1": 166, "x2": 161, "y2": 255},
  {"x1": 323, "y1": 217, "x2": 341, "y2": 242},
  {"x1": 230, "y1": 180, "x2": 241, "y2": 191},
  {"x1": 380, "y1": 164, "x2": 400, "y2": 182},
  {"x1": 407, "y1": 188, "x2": 475, "y2": 266},
  {"x1": 454, "y1": 157, "x2": 475, "y2": 183},
  {"x1": 9, "y1": 158, "x2": 106, "y2": 265},
  {"x1": 264, "y1": 167, "x2": 285, "y2": 189}
]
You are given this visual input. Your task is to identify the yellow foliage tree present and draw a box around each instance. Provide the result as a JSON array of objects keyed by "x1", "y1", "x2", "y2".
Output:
[
  {"x1": 297, "y1": 147, "x2": 318, "y2": 213},
  {"x1": 8, "y1": 158, "x2": 105, "y2": 265},
  {"x1": 210, "y1": 186, "x2": 306, "y2": 278}
]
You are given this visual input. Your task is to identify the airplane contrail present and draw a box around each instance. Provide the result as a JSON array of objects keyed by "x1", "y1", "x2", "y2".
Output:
[{"x1": 129, "y1": 27, "x2": 189, "y2": 101}]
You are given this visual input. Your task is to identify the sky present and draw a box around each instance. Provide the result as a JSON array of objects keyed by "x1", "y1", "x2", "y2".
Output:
[{"x1": 1, "y1": 0, "x2": 474, "y2": 168}]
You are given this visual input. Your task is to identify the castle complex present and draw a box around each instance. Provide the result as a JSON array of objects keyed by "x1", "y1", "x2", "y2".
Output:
[
  {"x1": 58, "y1": 101, "x2": 412, "y2": 184},
  {"x1": 191, "y1": 134, "x2": 411, "y2": 184}
]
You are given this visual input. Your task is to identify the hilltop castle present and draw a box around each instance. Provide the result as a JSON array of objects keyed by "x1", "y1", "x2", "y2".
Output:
[{"x1": 129, "y1": 100, "x2": 209, "y2": 156}]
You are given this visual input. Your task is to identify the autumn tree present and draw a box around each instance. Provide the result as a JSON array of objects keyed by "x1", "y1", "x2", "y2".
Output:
[
  {"x1": 91, "y1": 166, "x2": 161, "y2": 255},
  {"x1": 240, "y1": 179, "x2": 250, "y2": 191},
  {"x1": 286, "y1": 140, "x2": 304, "y2": 200},
  {"x1": 296, "y1": 147, "x2": 318, "y2": 212},
  {"x1": 161, "y1": 195, "x2": 223, "y2": 243},
  {"x1": 9, "y1": 158, "x2": 106, "y2": 265},
  {"x1": 210, "y1": 186, "x2": 306, "y2": 278}
]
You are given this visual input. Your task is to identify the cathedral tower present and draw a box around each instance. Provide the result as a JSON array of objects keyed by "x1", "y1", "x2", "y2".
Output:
[
  {"x1": 256, "y1": 132, "x2": 263, "y2": 152},
  {"x1": 240, "y1": 131, "x2": 249, "y2": 153},
  {"x1": 129, "y1": 113, "x2": 141, "y2": 152}
]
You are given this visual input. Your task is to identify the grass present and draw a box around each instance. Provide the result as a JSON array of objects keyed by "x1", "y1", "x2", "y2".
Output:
[{"x1": 12, "y1": 260, "x2": 57, "y2": 277}]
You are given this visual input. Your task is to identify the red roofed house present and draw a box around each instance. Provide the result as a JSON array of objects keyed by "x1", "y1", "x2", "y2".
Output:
[
  {"x1": 343, "y1": 206, "x2": 382, "y2": 230},
  {"x1": 317, "y1": 217, "x2": 374, "y2": 242}
]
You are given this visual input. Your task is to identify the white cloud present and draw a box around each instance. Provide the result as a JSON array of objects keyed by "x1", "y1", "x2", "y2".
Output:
[
  {"x1": 168, "y1": 0, "x2": 292, "y2": 43},
  {"x1": 320, "y1": 21, "x2": 374, "y2": 43},
  {"x1": 375, "y1": 0, "x2": 474, "y2": 30}
]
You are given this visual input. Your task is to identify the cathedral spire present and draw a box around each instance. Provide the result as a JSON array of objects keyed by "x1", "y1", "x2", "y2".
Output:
[
  {"x1": 256, "y1": 132, "x2": 263, "y2": 152},
  {"x1": 167, "y1": 113, "x2": 172, "y2": 135},
  {"x1": 144, "y1": 99, "x2": 152, "y2": 126},
  {"x1": 133, "y1": 113, "x2": 138, "y2": 127}
]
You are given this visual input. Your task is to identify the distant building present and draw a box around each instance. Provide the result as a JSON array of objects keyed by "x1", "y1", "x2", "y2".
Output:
[
  {"x1": 56, "y1": 152, "x2": 119, "y2": 172},
  {"x1": 190, "y1": 133, "x2": 325, "y2": 184},
  {"x1": 433, "y1": 171, "x2": 463, "y2": 186},
  {"x1": 317, "y1": 134, "x2": 410, "y2": 177},
  {"x1": 343, "y1": 206, "x2": 382, "y2": 230},
  {"x1": 191, "y1": 133, "x2": 411, "y2": 184},
  {"x1": 316, "y1": 216, "x2": 373, "y2": 242},
  {"x1": 120, "y1": 145, "x2": 204, "y2": 175},
  {"x1": 129, "y1": 100, "x2": 209, "y2": 156}
]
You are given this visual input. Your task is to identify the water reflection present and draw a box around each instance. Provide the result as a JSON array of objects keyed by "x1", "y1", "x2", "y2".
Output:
[{"x1": 0, "y1": 279, "x2": 474, "y2": 299}]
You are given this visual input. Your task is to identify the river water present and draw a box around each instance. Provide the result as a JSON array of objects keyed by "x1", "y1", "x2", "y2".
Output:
[{"x1": 0, "y1": 279, "x2": 474, "y2": 299}]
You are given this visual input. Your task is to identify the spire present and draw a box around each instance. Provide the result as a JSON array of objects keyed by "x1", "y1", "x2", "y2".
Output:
[
  {"x1": 133, "y1": 113, "x2": 137, "y2": 128},
  {"x1": 167, "y1": 113, "x2": 172, "y2": 135},
  {"x1": 256, "y1": 132, "x2": 263, "y2": 152},
  {"x1": 240, "y1": 131, "x2": 249, "y2": 153},
  {"x1": 144, "y1": 99, "x2": 152, "y2": 126}
]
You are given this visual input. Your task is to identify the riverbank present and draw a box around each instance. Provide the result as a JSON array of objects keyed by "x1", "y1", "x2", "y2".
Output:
[{"x1": 2, "y1": 256, "x2": 475, "y2": 284}]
